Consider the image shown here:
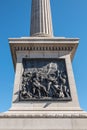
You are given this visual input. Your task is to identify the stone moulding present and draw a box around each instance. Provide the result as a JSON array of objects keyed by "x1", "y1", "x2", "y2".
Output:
[
  {"x1": 14, "y1": 45, "x2": 73, "y2": 52},
  {"x1": 0, "y1": 113, "x2": 87, "y2": 118}
]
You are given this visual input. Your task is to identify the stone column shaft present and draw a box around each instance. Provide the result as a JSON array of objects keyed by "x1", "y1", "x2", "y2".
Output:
[{"x1": 30, "y1": 0, "x2": 53, "y2": 37}]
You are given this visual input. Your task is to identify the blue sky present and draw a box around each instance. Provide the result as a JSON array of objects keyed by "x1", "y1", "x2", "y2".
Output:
[{"x1": 0, "y1": 0, "x2": 87, "y2": 112}]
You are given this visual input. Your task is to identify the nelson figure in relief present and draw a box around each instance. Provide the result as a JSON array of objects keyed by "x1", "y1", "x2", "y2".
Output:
[{"x1": 20, "y1": 60, "x2": 71, "y2": 101}]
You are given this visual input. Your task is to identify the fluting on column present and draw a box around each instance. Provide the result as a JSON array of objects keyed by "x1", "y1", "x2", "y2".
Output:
[{"x1": 30, "y1": 0, "x2": 53, "y2": 37}]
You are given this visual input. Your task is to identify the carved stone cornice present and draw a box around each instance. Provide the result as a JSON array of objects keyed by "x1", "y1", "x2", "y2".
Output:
[{"x1": 9, "y1": 37, "x2": 79, "y2": 69}]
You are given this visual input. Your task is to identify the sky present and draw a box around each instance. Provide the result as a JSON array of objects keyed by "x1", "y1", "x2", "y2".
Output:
[{"x1": 0, "y1": 0, "x2": 87, "y2": 112}]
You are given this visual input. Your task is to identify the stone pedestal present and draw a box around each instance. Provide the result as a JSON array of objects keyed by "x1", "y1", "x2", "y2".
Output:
[
  {"x1": 9, "y1": 37, "x2": 79, "y2": 108},
  {"x1": 0, "y1": 37, "x2": 87, "y2": 130}
]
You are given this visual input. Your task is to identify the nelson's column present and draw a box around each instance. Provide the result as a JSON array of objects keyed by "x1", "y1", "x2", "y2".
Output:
[{"x1": 0, "y1": 0, "x2": 87, "y2": 130}]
